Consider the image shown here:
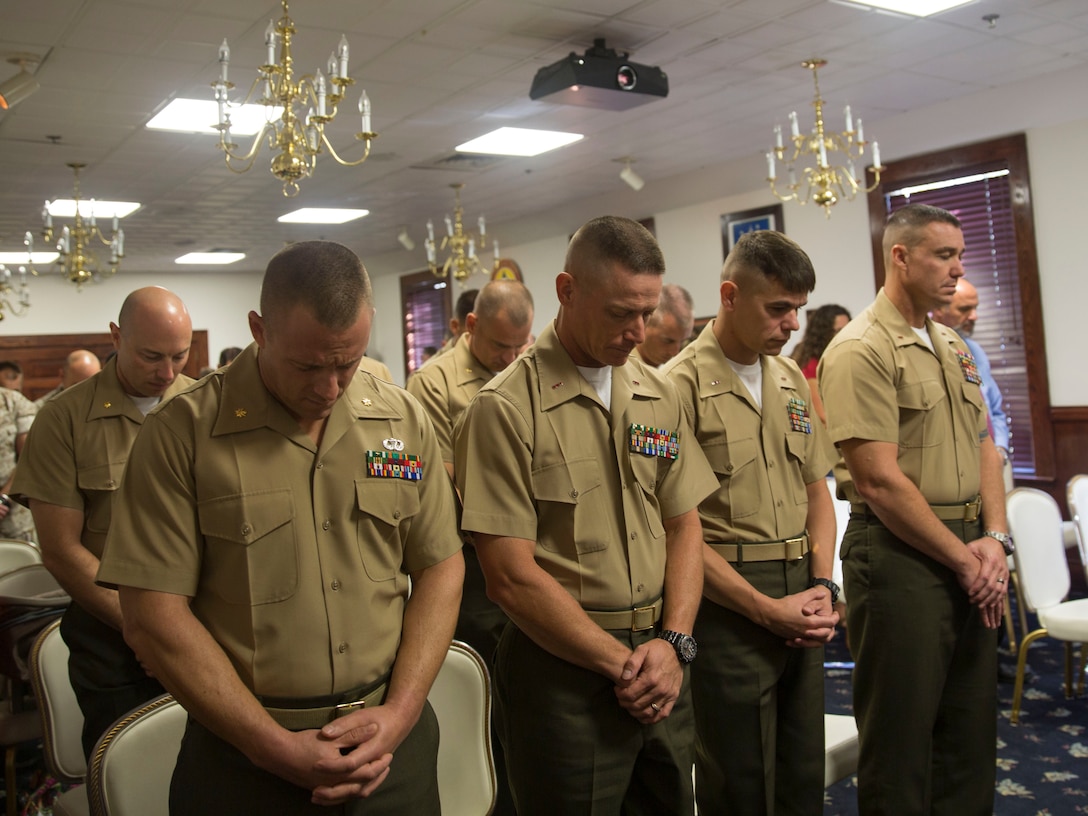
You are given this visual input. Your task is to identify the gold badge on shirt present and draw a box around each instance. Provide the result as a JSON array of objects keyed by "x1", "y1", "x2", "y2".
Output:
[
  {"x1": 628, "y1": 424, "x2": 678, "y2": 460},
  {"x1": 787, "y1": 397, "x2": 812, "y2": 434}
]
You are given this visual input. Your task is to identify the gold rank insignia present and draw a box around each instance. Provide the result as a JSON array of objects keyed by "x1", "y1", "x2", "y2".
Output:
[
  {"x1": 234, "y1": 408, "x2": 247, "y2": 418},
  {"x1": 367, "y1": 450, "x2": 422, "y2": 480},
  {"x1": 955, "y1": 349, "x2": 982, "y2": 385},
  {"x1": 361, "y1": 398, "x2": 373, "y2": 407},
  {"x1": 629, "y1": 424, "x2": 679, "y2": 459},
  {"x1": 787, "y1": 397, "x2": 812, "y2": 433},
  {"x1": 103, "y1": 402, "x2": 112, "y2": 408}
]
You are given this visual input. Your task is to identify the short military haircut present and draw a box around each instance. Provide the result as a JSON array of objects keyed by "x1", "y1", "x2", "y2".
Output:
[
  {"x1": 883, "y1": 203, "x2": 962, "y2": 258},
  {"x1": 473, "y1": 281, "x2": 534, "y2": 327},
  {"x1": 721, "y1": 230, "x2": 815, "y2": 294},
  {"x1": 454, "y1": 288, "x2": 479, "y2": 325},
  {"x1": 0, "y1": 361, "x2": 21, "y2": 376},
  {"x1": 566, "y1": 216, "x2": 665, "y2": 285},
  {"x1": 260, "y1": 241, "x2": 372, "y2": 330},
  {"x1": 648, "y1": 283, "x2": 694, "y2": 329}
]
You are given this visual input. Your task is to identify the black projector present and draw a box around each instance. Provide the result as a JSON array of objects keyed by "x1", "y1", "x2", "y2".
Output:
[{"x1": 530, "y1": 38, "x2": 668, "y2": 111}]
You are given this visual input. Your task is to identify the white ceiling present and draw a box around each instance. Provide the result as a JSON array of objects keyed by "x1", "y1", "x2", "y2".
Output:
[{"x1": 1, "y1": 0, "x2": 1087, "y2": 276}]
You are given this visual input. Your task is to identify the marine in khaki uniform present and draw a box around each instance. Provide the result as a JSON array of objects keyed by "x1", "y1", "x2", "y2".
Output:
[
  {"x1": 33, "y1": 349, "x2": 102, "y2": 407},
  {"x1": 408, "y1": 280, "x2": 533, "y2": 816},
  {"x1": 663, "y1": 231, "x2": 836, "y2": 816},
  {"x1": 818, "y1": 204, "x2": 1008, "y2": 815},
  {"x1": 633, "y1": 282, "x2": 695, "y2": 368},
  {"x1": 98, "y1": 241, "x2": 464, "y2": 815},
  {"x1": 0, "y1": 388, "x2": 37, "y2": 542},
  {"x1": 455, "y1": 216, "x2": 717, "y2": 815},
  {"x1": 13, "y1": 287, "x2": 193, "y2": 758}
]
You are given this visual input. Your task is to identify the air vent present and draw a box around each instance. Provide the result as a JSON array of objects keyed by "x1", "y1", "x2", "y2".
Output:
[{"x1": 413, "y1": 153, "x2": 506, "y2": 172}]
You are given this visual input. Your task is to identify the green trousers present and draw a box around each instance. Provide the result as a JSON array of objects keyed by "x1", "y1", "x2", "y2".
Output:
[{"x1": 843, "y1": 514, "x2": 997, "y2": 815}]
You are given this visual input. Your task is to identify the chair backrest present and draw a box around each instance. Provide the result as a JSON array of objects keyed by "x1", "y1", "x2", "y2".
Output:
[
  {"x1": 28, "y1": 619, "x2": 87, "y2": 784},
  {"x1": 1007, "y1": 487, "x2": 1069, "y2": 613},
  {"x1": 1067, "y1": 474, "x2": 1088, "y2": 579},
  {"x1": 87, "y1": 694, "x2": 187, "y2": 816},
  {"x1": 428, "y1": 640, "x2": 496, "y2": 816},
  {"x1": 0, "y1": 539, "x2": 42, "y2": 573}
]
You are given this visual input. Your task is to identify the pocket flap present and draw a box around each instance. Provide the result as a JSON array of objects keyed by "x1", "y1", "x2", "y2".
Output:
[
  {"x1": 198, "y1": 489, "x2": 294, "y2": 545},
  {"x1": 703, "y1": 437, "x2": 757, "y2": 476},
  {"x1": 896, "y1": 379, "x2": 946, "y2": 411},
  {"x1": 532, "y1": 458, "x2": 601, "y2": 504},
  {"x1": 76, "y1": 460, "x2": 125, "y2": 492},
  {"x1": 356, "y1": 479, "x2": 420, "y2": 526}
]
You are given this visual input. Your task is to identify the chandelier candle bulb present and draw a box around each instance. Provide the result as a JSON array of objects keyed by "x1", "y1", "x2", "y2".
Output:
[
  {"x1": 88, "y1": 201, "x2": 96, "y2": 229},
  {"x1": 844, "y1": 105, "x2": 852, "y2": 133},
  {"x1": 426, "y1": 242, "x2": 436, "y2": 264},
  {"x1": 790, "y1": 111, "x2": 799, "y2": 138},
  {"x1": 116, "y1": 229, "x2": 124, "y2": 256},
  {"x1": 338, "y1": 35, "x2": 349, "y2": 79},
  {"x1": 426, "y1": 220, "x2": 435, "y2": 242},
  {"x1": 478, "y1": 216, "x2": 486, "y2": 237},
  {"x1": 219, "y1": 40, "x2": 230, "y2": 84},
  {"x1": 41, "y1": 203, "x2": 51, "y2": 230},
  {"x1": 856, "y1": 118, "x2": 864, "y2": 143},
  {"x1": 766, "y1": 151, "x2": 776, "y2": 180},
  {"x1": 468, "y1": 239, "x2": 476, "y2": 259},
  {"x1": 493, "y1": 239, "x2": 499, "y2": 259},
  {"x1": 265, "y1": 21, "x2": 276, "y2": 66},
  {"x1": 444, "y1": 215, "x2": 453, "y2": 237},
  {"x1": 774, "y1": 125, "x2": 783, "y2": 150},
  {"x1": 327, "y1": 53, "x2": 337, "y2": 80},
  {"x1": 871, "y1": 141, "x2": 881, "y2": 169},
  {"x1": 316, "y1": 71, "x2": 326, "y2": 117},
  {"x1": 359, "y1": 91, "x2": 371, "y2": 133},
  {"x1": 818, "y1": 139, "x2": 827, "y2": 168}
]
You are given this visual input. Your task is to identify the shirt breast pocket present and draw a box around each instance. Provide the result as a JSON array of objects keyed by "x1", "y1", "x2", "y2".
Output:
[
  {"x1": 896, "y1": 379, "x2": 947, "y2": 448},
  {"x1": 703, "y1": 437, "x2": 760, "y2": 519},
  {"x1": 355, "y1": 479, "x2": 420, "y2": 581},
  {"x1": 960, "y1": 381, "x2": 985, "y2": 440},
  {"x1": 198, "y1": 489, "x2": 297, "y2": 606},
  {"x1": 785, "y1": 433, "x2": 810, "y2": 505},
  {"x1": 531, "y1": 458, "x2": 606, "y2": 555},
  {"x1": 76, "y1": 460, "x2": 125, "y2": 535}
]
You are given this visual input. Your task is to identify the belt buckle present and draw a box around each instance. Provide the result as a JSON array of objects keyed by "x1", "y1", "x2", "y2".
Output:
[
  {"x1": 631, "y1": 604, "x2": 656, "y2": 632},
  {"x1": 335, "y1": 699, "x2": 367, "y2": 717},
  {"x1": 784, "y1": 536, "x2": 806, "y2": 560},
  {"x1": 964, "y1": 497, "x2": 981, "y2": 523}
]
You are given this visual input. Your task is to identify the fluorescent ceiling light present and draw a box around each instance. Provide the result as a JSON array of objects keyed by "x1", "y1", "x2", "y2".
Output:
[
  {"x1": 455, "y1": 127, "x2": 583, "y2": 157},
  {"x1": 277, "y1": 208, "x2": 370, "y2": 224},
  {"x1": 0, "y1": 252, "x2": 57, "y2": 264},
  {"x1": 47, "y1": 200, "x2": 141, "y2": 219},
  {"x1": 889, "y1": 169, "x2": 1009, "y2": 197},
  {"x1": 175, "y1": 252, "x2": 246, "y2": 265},
  {"x1": 147, "y1": 98, "x2": 283, "y2": 136},
  {"x1": 831, "y1": 0, "x2": 975, "y2": 16}
]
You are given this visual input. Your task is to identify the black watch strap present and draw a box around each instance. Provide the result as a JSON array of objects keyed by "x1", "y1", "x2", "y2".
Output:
[{"x1": 810, "y1": 577, "x2": 840, "y2": 604}]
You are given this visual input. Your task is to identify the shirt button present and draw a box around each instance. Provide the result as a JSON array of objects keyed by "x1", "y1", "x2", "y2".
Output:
[
  {"x1": 316, "y1": 461, "x2": 324, "y2": 469},
  {"x1": 630, "y1": 532, "x2": 637, "y2": 540},
  {"x1": 570, "y1": 489, "x2": 579, "y2": 499},
  {"x1": 322, "y1": 519, "x2": 331, "y2": 530},
  {"x1": 331, "y1": 580, "x2": 341, "y2": 591},
  {"x1": 106, "y1": 479, "x2": 116, "y2": 488},
  {"x1": 637, "y1": 583, "x2": 645, "y2": 592},
  {"x1": 776, "y1": 500, "x2": 784, "y2": 507},
  {"x1": 392, "y1": 510, "x2": 401, "y2": 520},
  {"x1": 726, "y1": 464, "x2": 734, "y2": 472},
  {"x1": 241, "y1": 524, "x2": 252, "y2": 536},
  {"x1": 338, "y1": 642, "x2": 348, "y2": 653},
  {"x1": 768, "y1": 461, "x2": 775, "y2": 469},
  {"x1": 622, "y1": 482, "x2": 627, "y2": 490}
]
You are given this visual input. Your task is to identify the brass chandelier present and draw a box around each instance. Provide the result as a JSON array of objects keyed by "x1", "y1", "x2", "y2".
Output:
[
  {"x1": 212, "y1": 0, "x2": 377, "y2": 197},
  {"x1": 425, "y1": 184, "x2": 499, "y2": 284},
  {"x1": 766, "y1": 59, "x2": 883, "y2": 218},
  {"x1": 0, "y1": 233, "x2": 33, "y2": 320},
  {"x1": 37, "y1": 163, "x2": 125, "y2": 288}
]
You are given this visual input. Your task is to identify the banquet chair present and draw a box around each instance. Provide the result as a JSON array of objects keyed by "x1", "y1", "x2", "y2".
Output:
[
  {"x1": 1066, "y1": 474, "x2": 1088, "y2": 685},
  {"x1": 1006, "y1": 487, "x2": 1088, "y2": 725},
  {"x1": 86, "y1": 694, "x2": 185, "y2": 816},
  {"x1": 428, "y1": 640, "x2": 496, "y2": 816},
  {"x1": 28, "y1": 619, "x2": 89, "y2": 816},
  {"x1": 0, "y1": 540, "x2": 42, "y2": 573}
]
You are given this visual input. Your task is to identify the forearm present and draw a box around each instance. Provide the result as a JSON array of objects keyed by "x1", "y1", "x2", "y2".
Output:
[
  {"x1": 475, "y1": 534, "x2": 631, "y2": 681},
  {"x1": 383, "y1": 552, "x2": 464, "y2": 735},
  {"x1": 660, "y1": 508, "x2": 703, "y2": 634}
]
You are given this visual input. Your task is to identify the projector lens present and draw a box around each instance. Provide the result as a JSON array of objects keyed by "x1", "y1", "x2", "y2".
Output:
[{"x1": 616, "y1": 65, "x2": 638, "y2": 91}]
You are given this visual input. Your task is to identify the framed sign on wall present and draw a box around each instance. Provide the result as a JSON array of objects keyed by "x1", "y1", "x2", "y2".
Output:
[{"x1": 721, "y1": 204, "x2": 785, "y2": 257}]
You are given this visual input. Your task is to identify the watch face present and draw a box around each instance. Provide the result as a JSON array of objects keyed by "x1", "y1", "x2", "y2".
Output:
[{"x1": 679, "y1": 636, "x2": 697, "y2": 662}]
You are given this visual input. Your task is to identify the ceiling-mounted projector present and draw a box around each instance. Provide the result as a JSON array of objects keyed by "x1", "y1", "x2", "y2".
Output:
[{"x1": 530, "y1": 38, "x2": 668, "y2": 111}]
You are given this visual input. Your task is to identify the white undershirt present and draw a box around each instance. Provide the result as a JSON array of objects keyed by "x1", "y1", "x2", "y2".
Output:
[
  {"x1": 912, "y1": 326, "x2": 935, "y2": 352},
  {"x1": 577, "y1": 365, "x2": 612, "y2": 411},
  {"x1": 726, "y1": 358, "x2": 763, "y2": 411},
  {"x1": 130, "y1": 395, "x2": 160, "y2": 416}
]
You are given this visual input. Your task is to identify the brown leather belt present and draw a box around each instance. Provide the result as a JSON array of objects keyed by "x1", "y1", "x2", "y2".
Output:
[
  {"x1": 709, "y1": 533, "x2": 810, "y2": 567},
  {"x1": 584, "y1": 598, "x2": 662, "y2": 631},
  {"x1": 260, "y1": 681, "x2": 388, "y2": 731},
  {"x1": 851, "y1": 495, "x2": 981, "y2": 523}
]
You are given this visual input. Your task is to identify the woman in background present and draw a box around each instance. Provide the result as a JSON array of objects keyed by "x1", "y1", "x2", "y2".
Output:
[{"x1": 791, "y1": 303, "x2": 850, "y2": 425}]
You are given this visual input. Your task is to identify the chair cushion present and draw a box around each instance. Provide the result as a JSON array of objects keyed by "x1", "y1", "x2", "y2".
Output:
[{"x1": 1038, "y1": 597, "x2": 1088, "y2": 642}]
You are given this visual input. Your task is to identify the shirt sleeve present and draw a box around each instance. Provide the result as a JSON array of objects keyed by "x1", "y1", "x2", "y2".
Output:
[
  {"x1": 405, "y1": 368, "x2": 454, "y2": 464},
  {"x1": 818, "y1": 338, "x2": 900, "y2": 446},
  {"x1": 11, "y1": 400, "x2": 82, "y2": 510}
]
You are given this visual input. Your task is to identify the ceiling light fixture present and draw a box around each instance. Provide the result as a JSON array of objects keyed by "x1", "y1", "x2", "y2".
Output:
[
  {"x1": 212, "y1": 0, "x2": 377, "y2": 196},
  {"x1": 455, "y1": 127, "x2": 583, "y2": 157},
  {"x1": 0, "y1": 233, "x2": 35, "y2": 320},
  {"x1": 830, "y1": 0, "x2": 974, "y2": 17},
  {"x1": 424, "y1": 184, "x2": 498, "y2": 284},
  {"x1": 397, "y1": 227, "x2": 415, "y2": 251},
  {"x1": 277, "y1": 208, "x2": 368, "y2": 224},
  {"x1": 175, "y1": 251, "x2": 246, "y2": 265},
  {"x1": 766, "y1": 59, "x2": 883, "y2": 219},
  {"x1": 617, "y1": 158, "x2": 645, "y2": 191},
  {"x1": 33, "y1": 163, "x2": 128, "y2": 288},
  {"x1": 0, "y1": 56, "x2": 41, "y2": 111},
  {"x1": 147, "y1": 98, "x2": 284, "y2": 136}
]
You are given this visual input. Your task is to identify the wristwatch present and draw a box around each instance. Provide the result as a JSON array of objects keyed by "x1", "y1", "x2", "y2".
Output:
[
  {"x1": 810, "y1": 577, "x2": 841, "y2": 604},
  {"x1": 983, "y1": 530, "x2": 1015, "y2": 556},
  {"x1": 658, "y1": 630, "x2": 698, "y2": 664}
]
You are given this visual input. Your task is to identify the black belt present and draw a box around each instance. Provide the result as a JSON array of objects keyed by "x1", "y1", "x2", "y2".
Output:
[{"x1": 257, "y1": 674, "x2": 389, "y2": 730}]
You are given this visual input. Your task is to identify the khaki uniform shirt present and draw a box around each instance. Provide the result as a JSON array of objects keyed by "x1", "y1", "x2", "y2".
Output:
[
  {"x1": 13, "y1": 358, "x2": 193, "y2": 558},
  {"x1": 663, "y1": 322, "x2": 832, "y2": 541},
  {"x1": 98, "y1": 344, "x2": 462, "y2": 698},
  {"x1": 455, "y1": 322, "x2": 716, "y2": 610},
  {"x1": 407, "y1": 333, "x2": 492, "y2": 464},
  {"x1": 358, "y1": 357, "x2": 393, "y2": 381},
  {"x1": 818, "y1": 289, "x2": 987, "y2": 505},
  {"x1": 0, "y1": 389, "x2": 37, "y2": 539}
]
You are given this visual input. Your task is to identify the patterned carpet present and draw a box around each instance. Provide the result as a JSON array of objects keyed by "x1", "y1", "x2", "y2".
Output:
[{"x1": 823, "y1": 592, "x2": 1088, "y2": 815}]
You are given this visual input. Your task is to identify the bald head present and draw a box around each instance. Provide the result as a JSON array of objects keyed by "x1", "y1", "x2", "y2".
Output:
[
  {"x1": 637, "y1": 284, "x2": 694, "y2": 367},
  {"x1": 110, "y1": 287, "x2": 193, "y2": 398},
  {"x1": 467, "y1": 281, "x2": 535, "y2": 373},
  {"x1": 932, "y1": 278, "x2": 980, "y2": 335},
  {"x1": 61, "y1": 350, "x2": 101, "y2": 388}
]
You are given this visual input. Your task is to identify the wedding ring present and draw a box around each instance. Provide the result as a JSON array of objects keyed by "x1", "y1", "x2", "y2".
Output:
[
  {"x1": 997, "y1": 577, "x2": 1005, "y2": 584},
  {"x1": 650, "y1": 702, "x2": 661, "y2": 712}
]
